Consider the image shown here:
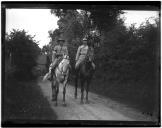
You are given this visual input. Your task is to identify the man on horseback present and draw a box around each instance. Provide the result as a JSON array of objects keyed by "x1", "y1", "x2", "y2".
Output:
[
  {"x1": 44, "y1": 38, "x2": 68, "y2": 81},
  {"x1": 75, "y1": 37, "x2": 95, "y2": 71},
  {"x1": 74, "y1": 37, "x2": 95, "y2": 102}
]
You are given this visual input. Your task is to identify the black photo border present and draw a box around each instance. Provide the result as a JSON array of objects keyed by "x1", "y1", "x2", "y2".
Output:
[{"x1": 1, "y1": 1, "x2": 161, "y2": 127}]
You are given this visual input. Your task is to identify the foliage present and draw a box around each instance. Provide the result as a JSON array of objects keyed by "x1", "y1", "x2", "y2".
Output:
[
  {"x1": 95, "y1": 18, "x2": 160, "y2": 84},
  {"x1": 89, "y1": 6, "x2": 123, "y2": 31},
  {"x1": 5, "y1": 29, "x2": 41, "y2": 80},
  {"x1": 51, "y1": 6, "x2": 123, "y2": 31},
  {"x1": 84, "y1": 17, "x2": 159, "y2": 116},
  {"x1": 49, "y1": 8, "x2": 159, "y2": 83},
  {"x1": 42, "y1": 44, "x2": 51, "y2": 54}
]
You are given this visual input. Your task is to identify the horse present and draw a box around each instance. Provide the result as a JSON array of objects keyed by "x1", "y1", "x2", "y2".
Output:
[
  {"x1": 51, "y1": 54, "x2": 70, "y2": 106},
  {"x1": 74, "y1": 52, "x2": 95, "y2": 104}
]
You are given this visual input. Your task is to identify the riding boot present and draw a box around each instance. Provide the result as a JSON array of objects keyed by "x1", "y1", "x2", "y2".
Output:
[
  {"x1": 48, "y1": 66, "x2": 56, "y2": 81},
  {"x1": 92, "y1": 62, "x2": 96, "y2": 70},
  {"x1": 75, "y1": 65, "x2": 80, "y2": 76}
]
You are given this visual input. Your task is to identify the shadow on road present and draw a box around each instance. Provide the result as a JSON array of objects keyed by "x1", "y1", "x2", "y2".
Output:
[{"x1": 2, "y1": 77, "x2": 57, "y2": 126}]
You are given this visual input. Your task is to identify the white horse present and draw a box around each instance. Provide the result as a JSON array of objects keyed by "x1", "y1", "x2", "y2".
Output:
[{"x1": 51, "y1": 54, "x2": 70, "y2": 106}]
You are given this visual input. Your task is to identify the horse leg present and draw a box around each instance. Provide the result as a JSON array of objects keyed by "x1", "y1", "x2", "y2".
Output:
[
  {"x1": 52, "y1": 81, "x2": 58, "y2": 106},
  {"x1": 63, "y1": 83, "x2": 66, "y2": 106},
  {"x1": 51, "y1": 76, "x2": 56, "y2": 101},
  {"x1": 55, "y1": 81, "x2": 59, "y2": 106},
  {"x1": 80, "y1": 79, "x2": 84, "y2": 104},
  {"x1": 52, "y1": 74, "x2": 58, "y2": 106},
  {"x1": 86, "y1": 80, "x2": 90, "y2": 104},
  {"x1": 62, "y1": 76, "x2": 68, "y2": 106},
  {"x1": 75, "y1": 72, "x2": 78, "y2": 99}
]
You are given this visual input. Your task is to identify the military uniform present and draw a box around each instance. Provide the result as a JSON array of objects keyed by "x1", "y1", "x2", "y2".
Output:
[
  {"x1": 50, "y1": 44, "x2": 68, "y2": 69},
  {"x1": 88, "y1": 46, "x2": 96, "y2": 69},
  {"x1": 43, "y1": 38, "x2": 68, "y2": 81},
  {"x1": 75, "y1": 38, "x2": 95, "y2": 70},
  {"x1": 75, "y1": 44, "x2": 89, "y2": 69}
]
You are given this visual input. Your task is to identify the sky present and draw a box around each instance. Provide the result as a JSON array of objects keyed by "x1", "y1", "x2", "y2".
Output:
[
  {"x1": 6, "y1": 9, "x2": 159, "y2": 48},
  {"x1": 120, "y1": 11, "x2": 159, "y2": 28},
  {"x1": 6, "y1": 9, "x2": 59, "y2": 48}
]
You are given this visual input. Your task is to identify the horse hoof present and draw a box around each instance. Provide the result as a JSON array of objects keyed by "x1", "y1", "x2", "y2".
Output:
[
  {"x1": 55, "y1": 102, "x2": 58, "y2": 106},
  {"x1": 75, "y1": 95, "x2": 77, "y2": 99}
]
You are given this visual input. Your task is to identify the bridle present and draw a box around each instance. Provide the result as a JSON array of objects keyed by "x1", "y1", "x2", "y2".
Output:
[{"x1": 63, "y1": 54, "x2": 70, "y2": 60}]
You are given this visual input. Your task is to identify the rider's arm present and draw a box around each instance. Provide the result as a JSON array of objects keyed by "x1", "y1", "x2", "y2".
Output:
[
  {"x1": 52, "y1": 51, "x2": 56, "y2": 62},
  {"x1": 90, "y1": 47, "x2": 95, "y2": 60},
  {"x1": 75, "y1": 46, "x2": 81, "y2": 61},
  {"x1": 64, "y1": 46, "x2": 68, "y2": 56},
  {"x1": 52, "y1": 46, "x2": 58, "y2": 61}
]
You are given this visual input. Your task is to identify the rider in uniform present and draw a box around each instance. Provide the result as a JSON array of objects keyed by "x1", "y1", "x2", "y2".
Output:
[
  {"x1": 75, "y1": 37, "x2": 95, "y2": 71},
  {"x1": 44, "y1": 38, "x2": 68, "y2": 80}
]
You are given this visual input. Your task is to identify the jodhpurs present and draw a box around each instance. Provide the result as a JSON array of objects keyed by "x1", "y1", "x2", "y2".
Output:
[{"x1": 49, "y1": 57, "x2": 62, "y2": 73}]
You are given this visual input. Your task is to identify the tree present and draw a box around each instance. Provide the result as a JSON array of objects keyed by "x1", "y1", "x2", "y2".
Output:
[
  {"x1": 5, "y1": 29, "x2": 41, "y2": 80},
  {"x1": 94, "y1": 17, "x2": 160, "y2": 82},
  {"x1": 51, "y1": 5, "x2": 123, "y2": 32}
]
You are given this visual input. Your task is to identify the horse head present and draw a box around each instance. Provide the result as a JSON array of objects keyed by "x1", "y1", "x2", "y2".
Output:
[
  {"x1": 84, "y1": 54, "x2": 93, "y2": 72},
  {"x1": 63, "y1": 54, "x2": 70, "y2": 60}
]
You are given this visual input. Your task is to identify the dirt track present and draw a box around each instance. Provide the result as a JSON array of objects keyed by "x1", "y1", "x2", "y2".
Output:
[{"x1": 38, "y1": 77, "x2": 153, "y2": 121}]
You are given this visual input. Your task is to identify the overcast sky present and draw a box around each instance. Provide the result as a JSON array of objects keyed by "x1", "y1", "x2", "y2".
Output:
[
  {"x1": 6, "y1": 9, "x2": 59, "y2": 48},
  {"x1": 6, "y1": 9, "x2": 159, "y2": 48}
]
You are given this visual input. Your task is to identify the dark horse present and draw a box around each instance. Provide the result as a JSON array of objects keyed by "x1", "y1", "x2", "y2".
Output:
[{"x1": 74, "y1": 53, "x2": 94, "y2": 104}]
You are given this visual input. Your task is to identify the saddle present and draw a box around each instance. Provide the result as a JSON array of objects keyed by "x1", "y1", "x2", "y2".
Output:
[{"x1": 53, "y1": 55, "x2": 70, "y2": 75}]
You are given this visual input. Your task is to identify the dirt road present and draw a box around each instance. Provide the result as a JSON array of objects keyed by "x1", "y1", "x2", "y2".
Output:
[{"x1": 38, "y1": 78, "x2": 153, "y2": 121}]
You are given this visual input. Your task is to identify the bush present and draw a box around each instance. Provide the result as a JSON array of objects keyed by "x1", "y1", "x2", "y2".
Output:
[
  {"x1": 94, "y1": 18, "x2": 160, "y2": 84},
  {"x1": 5, "y1": 29, "x2": 41, "y2": 80}
]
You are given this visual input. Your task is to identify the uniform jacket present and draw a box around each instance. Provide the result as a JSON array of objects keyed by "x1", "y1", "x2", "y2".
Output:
[
  {"x1": 88, "y1": 46, "x2": 94, "y2": 61},
  {"x1": 52, "y1": 45, "x2": 68, "y2": 62},
  {"x1": 75, "y1": 45, "x2": 89, "y2": 61}
]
